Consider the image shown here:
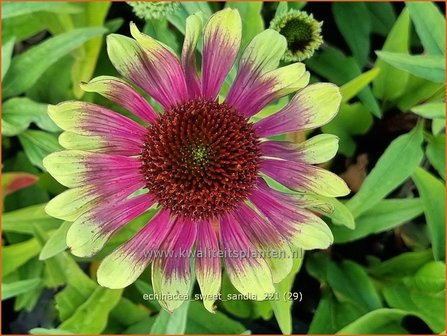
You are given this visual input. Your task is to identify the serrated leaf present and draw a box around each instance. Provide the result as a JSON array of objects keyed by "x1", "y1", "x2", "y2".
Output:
[
  {"x1": 3, "y1": 26, "x2": 107, "y2": 98},
  {"x1": 346, "y1": 123, "x2": 424, "y2": 217},
  {"x1": 376, "y1": 51, "x2": 445, "y2": 83}
]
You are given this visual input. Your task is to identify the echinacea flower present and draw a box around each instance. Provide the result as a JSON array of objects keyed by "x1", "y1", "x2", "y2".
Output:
[
  {"x1": 127, "y1": 1, "x2": 179, "y2": 20},
  {"x1": 44, "y1": 8, "x2": 348, "y2": 313},
  {"x1": 270, "y1": 9, "x2": 323, "y2": 62}
]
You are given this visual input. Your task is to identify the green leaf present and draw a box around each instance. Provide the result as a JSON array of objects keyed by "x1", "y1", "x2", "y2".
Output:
[
  {"x1": 2, "y1": 38, "x2": 15, "y2": 80},
  {"x1": 346, "y1": 123, "x2": 424, "y2": 218},
  {"x1": 143, "y1": 19, "x2": 180, "y2": 54},
  {"x1": 332, "y1": 3, "x2": 371, "y2": 67},
  {"x1": 39, "y1": 221, "x2": 70, "y2": 260},
  {"x1": 383, "y1": 268, "x2": 445, "y2": 333},
  {"x1": 225, "y1": 2, "x2": 264, "y2": 51},
  {"x1": 149, "y1": 271, "x2": 195, "y2": 334},
  {"x1": 55, "y1": 259, "x2": 97, "y2": 321},
  {"x1": 3, "y1": 26, "x2": 107, "y2": 98},
  {"x1": 406, "y1": 2, "x2": 446, "y2": 55},
  {"x1": 336, "y1": 309, "x2": 408, "y2": 334},
  {"x1": 1, "y1": 2, "x2": 80, "y2": 19},
  {"x1": 369, "y1": 250, "x2": 434, "y2": 278},
  {"x1": 341, "y1": 68, "x2": 380, "y2": 103},
  {"x1": 426, "y1": 134, "x2": 446, "y2": 180},
  {"x1": 432, "y1": 118, "x2": 446, "y2": 135},
  {"x1": 322, "y1": 102, "x2": 373, "y2": 156},
  {"x1": 2, "y1": 14, "x2": 47, "y2": 42},
  {"x1": 411, "y1": 102, "x2": 445, "y2": 119},
  {"x1": 333, "y1": 198, "x2": 423, "y2": 243},
  {"x1": 376, "y1": 51, "x2": 445, "y2": 83},
  {"x1": 270, "y1": 255, "x2": 303, "y2": 334},
  {"x1": 327, "y1": 260, "x2": 382, "y2": 313},
  {"x1": 150, "y1": 301, "x2": 190, "y2": 334},
  {"x1": 59, "y1": 287, "x2": 123, "y2": 334},
  {"x1": 373, "y1": 9, "x2": 410, "y2": 102},
  {"x1": 167, "y1": 2, "x2": 211, "y2": 35},
  {"x1": 19, "y1": 130, "x2": 62, "y2": 170},
  {"x1": 108, "y1": 297, "x2": 148, "y2": 331},
  {"x1": 2, "y1": 278, "x2": 41, "y2": 300},
  {"x1": 308, "y1": 290, "x2": 363, "y2": 334},
  {"x1": 30, "y1": 328, "x2": 74, "y2": 335},
  {"x1": 412, "y1": 168, "x2": 446, "y2": 261},
  {"x1": 2, "y1": 238, "x2": 41, "y2": 276},
  {"x1": 413, "y1": 261, "x2": 446, "y2": 292},
  {"x1": 186, "y1": 302, "x2": 247, "y2": 334},
  {"x1": 2, "y1": 203, "x2": 61, "y2": 234},
  {"x1": 71, "y1": 3, "x2": 111, "y2": 98},
  {"x1": 366, "y1": 2, "x2": 396, "y2": 36},
  {"x1": 2, "y1": 98, "x2": 59, "y2": 136},
  {"x1": 396, "y1": 75, "x2": 445, "y2": 111}
]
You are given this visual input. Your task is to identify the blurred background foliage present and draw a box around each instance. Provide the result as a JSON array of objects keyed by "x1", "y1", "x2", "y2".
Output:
[{"x1": 1, "y1": 1, "x2": 445, "y2": 334}]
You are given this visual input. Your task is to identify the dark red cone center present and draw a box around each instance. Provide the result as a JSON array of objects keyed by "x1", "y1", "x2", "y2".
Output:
[{"x1": 140, "y1": 99, "x2": 261, "y2": 220}]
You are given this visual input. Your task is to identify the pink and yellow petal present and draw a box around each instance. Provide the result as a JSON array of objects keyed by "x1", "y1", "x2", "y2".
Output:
[
  {"x1": 249, "y1": 180, "x2": 333, "y2": 250},
  {"x1": 48, "y1": 101, "x2": 146, "y2": 141},
  {"x1": 234, "y1": 204, "x2": 293, "y2": 283},
  {"x1": 97, "y1": 209, "x2": 173, "y2": 289},
  {"x1": 152, "y1": 217, "x2": 197, "y2": 312},
  {"x1": 225, "y1": 29, "x2": 286, "y2": 109},
  {"x1": 195, "y1": 220, "x2": 221, "y2": 313},
  {"x1": 254, "y1": 83, "x2": 342, "y2": 138},
  {"x1": 58, "y1": 131, "x2": 142, "y2": 156},
  {"x1": 289, "y1": 215, "x2": 334, "y2": 250},
  {"x1": 261, "y1": 159, "x2": 350, "y2": 197},
  {"x1": 80, "y1": 76, "x2": 158, "y2": 123},
  {"x1": 45, "y1": 174, "x2": 144, "y2": 222},
  {"x1": 260, "y1": 134, "x2": 339, "y2": 164},
  {"x1": 201, "y1": 8, "x2": 241, "y2": 99},
  {"x1": 43, "y1": 150, "x2": 141, "y2": 188},
  {"x1": 182, "y1": 12, "x2": 204, "y2": 98},
  {"x1": 107, "y1": 27, "x2": 188, "y2": 109},
  {"x1": 220, "y1": 213, "x2": 275, "y2": 299},
  {"x1": 66, "y1": 194, "x2": 155, "y2": 257},
  {"x1": 237, "y1": 63, "x2": 309, "y2": 118}
]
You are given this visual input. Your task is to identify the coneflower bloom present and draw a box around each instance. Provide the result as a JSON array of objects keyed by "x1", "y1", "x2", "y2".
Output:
[
  {"x1": 44, "y1": 9, "x2": 348, "y2": 313},
  {"x1": 270, "y1": 9, "x2": 323, "y2": 62}
]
